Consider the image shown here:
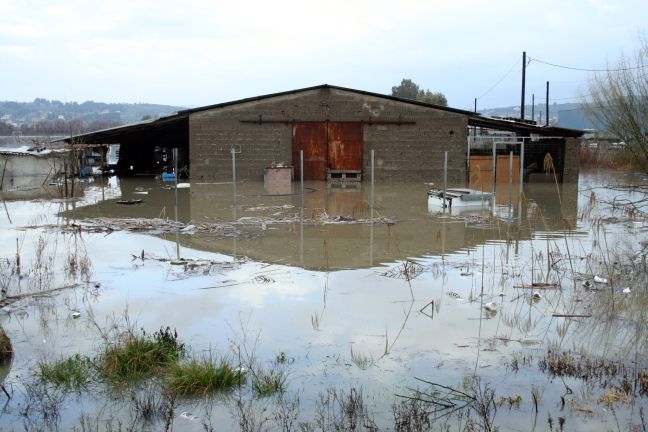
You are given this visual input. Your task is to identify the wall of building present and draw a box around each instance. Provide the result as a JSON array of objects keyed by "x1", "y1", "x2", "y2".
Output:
[
  {"x1": 189, "y1": 87, "x2": 468, "y2": 183},
  {"x1": 562, "y1": 137, "x2": 581, "y2": 183}
]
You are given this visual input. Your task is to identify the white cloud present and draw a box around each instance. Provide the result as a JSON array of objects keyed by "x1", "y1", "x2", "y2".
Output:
[{"x1": 0, "y1": 0, "x2": 647, "y2": 106}]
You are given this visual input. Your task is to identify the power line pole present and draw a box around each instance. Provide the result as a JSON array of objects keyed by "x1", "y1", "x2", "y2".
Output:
[
  {"x1": 531, "y1": 94, "x2": 535, "y2": 123},
  {"x1": 545, "y1": 81, "x2": 550, "y2": 126},
  {"x1": 520, "y1": 51, "x2": 526, "y2": 122}
]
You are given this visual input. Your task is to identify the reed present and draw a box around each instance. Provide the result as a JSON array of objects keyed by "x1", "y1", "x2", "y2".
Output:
[{"x1": 166, "y1": 356, "x2": 244, "y2": 396}]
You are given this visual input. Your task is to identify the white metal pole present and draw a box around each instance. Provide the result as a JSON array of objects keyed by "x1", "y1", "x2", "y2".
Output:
[
  {"x1": 518, "y1": 140, "x2": 525, "y2": 221},
  {"x1": 443, "y1": 151, "x2": 448, "y2": 211},
  {"x1": 231, "y1": 147, "x2": 236, "y2": 208},
  {"x1": 370, "y1": 149, "x2": 375, "y2": 210},
  {"x1": 300, "y1": 150, "x2": 304, "y2": 212},
  {"x1": 492, "y1": 140, "x2": 496, "y2": 193},
  {"x1": 508, "y1": 151, "x2": 513, "y2": 218}
]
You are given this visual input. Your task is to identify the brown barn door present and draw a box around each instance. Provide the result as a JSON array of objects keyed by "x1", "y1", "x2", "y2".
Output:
[
  {"x1": 327, "y1": 122, "x2": 363, "y2": 172},
  {"x1": 292, "y1": 123, "x2": 327, "y2": 180},
  {"x1": 292, "y1": 122, "x2": 364, "y2": 180}
]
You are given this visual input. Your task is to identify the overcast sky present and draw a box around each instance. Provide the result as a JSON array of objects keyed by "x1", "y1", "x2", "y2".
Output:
[{"x1": 1, "y1": 0, "x2": 646, "y2": 110}]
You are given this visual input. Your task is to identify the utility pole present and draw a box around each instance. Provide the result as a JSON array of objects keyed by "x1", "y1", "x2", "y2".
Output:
[
  {"x1": 520, "y1": 51, "x2": 526, "y2": 122},
  {"x1": 545, "y1": 81, "x2": 550, "y2": 126},
  {"x1": 531, "y1": 94, "x2": 535, "y2": 124},
  {"x1": 474, "y1": 98, "x2": 477, "y2": 113}
]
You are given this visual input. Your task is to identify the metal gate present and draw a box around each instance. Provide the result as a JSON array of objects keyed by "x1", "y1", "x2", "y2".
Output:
[{"x1": 292, "y1": 122, "x2": 363, "y2": 180}]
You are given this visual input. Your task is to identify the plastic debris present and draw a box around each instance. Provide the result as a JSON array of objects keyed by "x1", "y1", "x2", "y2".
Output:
[
  {"x1": 484, "y1": 302, "x2": 497, "y2": 312},
  {"x1": 460, "y1": 270, "x2": 473, "y2": 276},
  {"x1": 498, "y1": 291, "x2": 506, "y2": 297},
  {"x1": 593, "y1": 275, "x2": 609, "y2": 284},
  {"x1": 531, "y1": 291, "x2": 542, "y2": 301},
  {"x1": 582, "y1": 281, "x2": 592, "y2": 289},
  {"x1": 72, "y1": 311, "x2": 81, "y2": 319},
  {"x1": 179, "y1": 412, "x2": 199, "y2": 421},
  {"x1": 622, "y1": 287, "x2": 631, "y2": 294}
]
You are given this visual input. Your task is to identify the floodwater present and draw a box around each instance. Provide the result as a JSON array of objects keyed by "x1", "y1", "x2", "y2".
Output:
[{"x1": 0, "y1": 171, "x2": 646, "y2": 431}]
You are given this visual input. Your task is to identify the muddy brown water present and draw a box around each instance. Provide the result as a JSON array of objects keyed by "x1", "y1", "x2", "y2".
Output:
[{"x1": 0, "y1": 170, "x2": 646, "y2": 431}]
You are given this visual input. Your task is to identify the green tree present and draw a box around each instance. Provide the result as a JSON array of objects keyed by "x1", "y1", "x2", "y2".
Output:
[
  {"x1": 584, "y1": 37, "x2": 648, "y2": 169},
  {"x1": 418, "y1": 90, "x2": 448, "y2": 106},
  {"x1": 391, "y1": 78, "x2": 421, "y2": 100},
  {"x1": 391, "y1": 78, "x2": 448, "y2": 106}
]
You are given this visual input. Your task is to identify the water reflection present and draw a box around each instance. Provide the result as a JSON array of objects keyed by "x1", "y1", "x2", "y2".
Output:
[{"x1": 67, "y1": 177, "x2": 580, "y2": 270}]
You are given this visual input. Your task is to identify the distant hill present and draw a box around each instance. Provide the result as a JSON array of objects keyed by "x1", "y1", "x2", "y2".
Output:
[
  {"x1": 0, "y1": 98, "x2": 184, "y2": 135},
  {"x1": 479, "y1": 102, "x2": 601, "y2": 131}
]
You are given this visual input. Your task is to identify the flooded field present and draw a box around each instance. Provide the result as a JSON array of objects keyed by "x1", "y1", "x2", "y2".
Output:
[{"x1": 0, "y1": 170, "x2": 646, "y2": 431}]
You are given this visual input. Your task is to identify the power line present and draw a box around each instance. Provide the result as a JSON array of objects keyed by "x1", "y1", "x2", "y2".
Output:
[
  {"x1": 528, "y1": 57, "x2": 647, "y2": 72},
  {"x1": 475, "y1": 57, "x2": 521, "y2": 102}
]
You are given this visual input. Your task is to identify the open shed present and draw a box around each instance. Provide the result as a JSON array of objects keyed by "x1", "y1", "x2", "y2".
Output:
[{"x1": 67, "y1": 85, "x2": 584, "y2": 184}]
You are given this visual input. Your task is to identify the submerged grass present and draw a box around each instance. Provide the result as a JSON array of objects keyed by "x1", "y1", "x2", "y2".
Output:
[
  {"x1": 38, "y1": 354, "x2": 95, "y2": 390},
  {"x1": 252, "y1": 366, "x2": 287, "y2": 396},
  {"x1": 98, "y1": 326, "x2": 185, "y2": 384},
  {"x1": 166, "y1": 357, "x2": 245, "y2": 396}
]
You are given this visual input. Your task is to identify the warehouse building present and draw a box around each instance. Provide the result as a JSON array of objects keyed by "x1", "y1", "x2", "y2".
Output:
[{"x1": 69, "y1": 84, "x2": 583, "y2": 184}]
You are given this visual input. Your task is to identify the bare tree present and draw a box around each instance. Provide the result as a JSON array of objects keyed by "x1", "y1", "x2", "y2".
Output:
[{"x1": 584, "y1": 36, "x2": 648, "y2": 169}]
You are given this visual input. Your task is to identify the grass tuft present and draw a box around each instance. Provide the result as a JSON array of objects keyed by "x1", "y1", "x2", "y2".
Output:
[
  {"x1": 253, "y1": 366, "x2": 286, "y2": 396},
  {"x1": 166, "y1": 357, "x2": 245, "y2": 396},
  {"x1": 98, "y1": 326, "x2": 185, "y2": 384},
  {"x1": 38, "y1": 354, "x2": 95, "y2": 390}
]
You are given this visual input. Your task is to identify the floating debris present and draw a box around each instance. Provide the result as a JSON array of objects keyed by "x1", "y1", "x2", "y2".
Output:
[
  {"x1": 460, "y1": 270, "x2": 473, "y2": 276},
  {"x1": 622, "y1": 287, "x2": 631, "y2": 294},
  {"x1": 593, "y1": 275, "x2": 609, "y2": 284},
  {"x1": 514, "y1": 282, "x2": 561, "y2": 290},
  {"x1": 72, "y1": 311, "x2": 81, "y2": 319},
  {"x1": 446, "y1": 291, "x2": 462, "y2": 300},
  {"x1": 532, "y1": 291, "x2": 542, "y2": 301},
  {"x1": 245, "y1": 204, "x2": 295, "y2": 212},
  {"x1": 179, "y1": 412, "x2": 199, "y2": 421},
  {"x1": 254, "y1": 275, "x2": 275, "y2": 283},
  {"x1": 23, "y1": 214, "x2": 395, "y2": 238},
  {"x1": 116, "y1": 199, "x2": 143, "y2": 205},
  {"x1": 484, "y1": 302, "x2": 497, "y2": 312}
]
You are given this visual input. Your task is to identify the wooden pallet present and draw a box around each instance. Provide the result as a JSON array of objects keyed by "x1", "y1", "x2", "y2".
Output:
[{"x1": 327, "y1": 169, "x2": 362, "y2": 182}]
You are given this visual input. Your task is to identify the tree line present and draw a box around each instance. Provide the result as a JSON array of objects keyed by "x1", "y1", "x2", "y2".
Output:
[{"x1": 0, "y1": 118, "x2": 123, "y2": 136}]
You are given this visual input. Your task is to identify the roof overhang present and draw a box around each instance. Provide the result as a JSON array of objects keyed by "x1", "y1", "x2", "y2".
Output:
[
  {"x1": 60, "y1": 113, "x2": 188, "y2": 144},
  {"x1": 468, "y1": 115, "x2": 584, "y2": 138}
]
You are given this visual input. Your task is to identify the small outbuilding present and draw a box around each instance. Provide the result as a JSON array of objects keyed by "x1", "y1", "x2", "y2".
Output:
[{"x1": 68, "y1": 84, "x2": 584, "y2": 184}]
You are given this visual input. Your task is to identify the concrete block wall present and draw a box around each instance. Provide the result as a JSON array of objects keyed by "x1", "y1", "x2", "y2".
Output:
[
  {"x1": 190, "y1": 87, "x2": 468, "y2": 183},
  {"x1": 562, "y1": 137, "x2": 581, "y2": 183}
]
